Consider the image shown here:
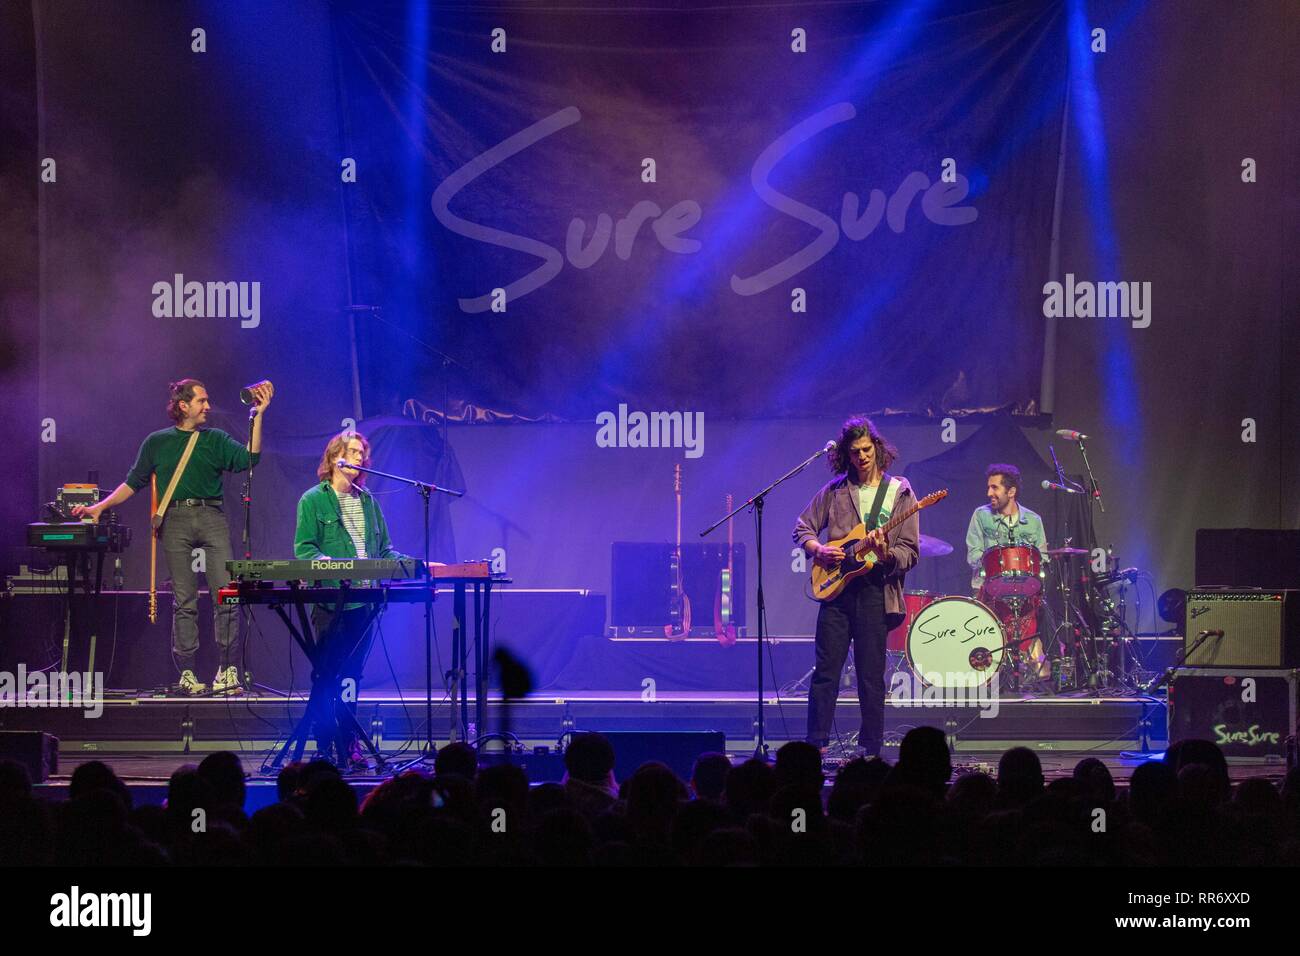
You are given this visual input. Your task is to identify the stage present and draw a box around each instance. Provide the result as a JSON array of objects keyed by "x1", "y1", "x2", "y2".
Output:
[{"x1": 13, "y1": 686, "x2": 1287, "y2": 813}]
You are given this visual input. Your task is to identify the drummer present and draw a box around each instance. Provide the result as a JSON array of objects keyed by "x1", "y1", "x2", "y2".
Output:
[{"x1": 965, "y1": 464, "x2": 1051, "y2": 679}]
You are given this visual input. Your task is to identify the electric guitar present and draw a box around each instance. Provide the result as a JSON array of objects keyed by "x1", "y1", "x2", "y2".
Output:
[
  {"x1": 664, "y1": 464, "x2": 692, "y2": 641},
  {"x1": 809, "y1": 488, "x2": 948, "y2": 602},
  {"x1": 714, "y1": 493, "x2": 737, "y2": 647}
]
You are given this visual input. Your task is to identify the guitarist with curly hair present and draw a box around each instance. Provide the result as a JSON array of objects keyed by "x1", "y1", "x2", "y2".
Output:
[{"x1": 793, "y1": 416, "x2": 920, "y2": 757}]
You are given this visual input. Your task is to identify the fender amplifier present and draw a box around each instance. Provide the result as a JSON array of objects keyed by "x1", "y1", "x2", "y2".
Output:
[{"x1": 1184, "y1": 591, "x2": 1300, "y2": 667}]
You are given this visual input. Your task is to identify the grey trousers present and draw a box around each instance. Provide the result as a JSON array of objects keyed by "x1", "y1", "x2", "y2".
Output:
[{"x1": 161, "y1": 504, "x2": 237, "y2": 672}]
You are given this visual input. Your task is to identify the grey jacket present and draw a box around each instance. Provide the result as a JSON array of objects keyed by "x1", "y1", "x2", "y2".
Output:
[{"x1": 793, "y1": 473, "x2": 921, "y2": 626}]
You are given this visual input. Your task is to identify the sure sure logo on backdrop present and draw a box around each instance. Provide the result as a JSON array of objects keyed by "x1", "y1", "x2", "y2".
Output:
[{"x1": 432, "y1": 103, "x2": 978, "y2": 313}]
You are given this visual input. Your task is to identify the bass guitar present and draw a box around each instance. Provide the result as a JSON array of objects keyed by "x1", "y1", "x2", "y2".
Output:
[{"x1": 664, "y1": 464, "x2": 692, "y2": 640}]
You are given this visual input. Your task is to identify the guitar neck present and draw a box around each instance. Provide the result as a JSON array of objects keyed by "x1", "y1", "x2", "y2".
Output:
[{"x1": 879, "y1": 501, "x2": 920, "y2": 535}]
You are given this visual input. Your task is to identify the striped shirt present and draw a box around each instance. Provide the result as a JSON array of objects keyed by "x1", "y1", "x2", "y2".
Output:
[{"x1": 336, "y1": 489, "x2": 368, "y2": 559}]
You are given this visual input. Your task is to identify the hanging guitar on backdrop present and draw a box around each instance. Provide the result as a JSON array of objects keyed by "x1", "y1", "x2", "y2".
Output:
[
  {"x1": 714, "y1": 493, "x2": 738, "y2": 647},
  {"x1": 809, "y1": 488, "x2": 949, "y2": 602},
  {"x1": 665, "y1": 463, "x2": 692, "y2": 641}
]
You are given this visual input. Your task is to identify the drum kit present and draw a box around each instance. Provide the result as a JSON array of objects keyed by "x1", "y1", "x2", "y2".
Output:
[{"x1": 789, "y1": 533, "x2": 1148, "y2": 698}]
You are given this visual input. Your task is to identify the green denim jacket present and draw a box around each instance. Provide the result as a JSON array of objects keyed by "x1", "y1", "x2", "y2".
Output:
[{"x1": 293, "y1": 482, "x2": 413, "y2": 587}]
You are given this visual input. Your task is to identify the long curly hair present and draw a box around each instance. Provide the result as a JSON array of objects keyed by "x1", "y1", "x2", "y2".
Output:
[{"x1": 829, "y1": 415, "x2": 898, "y2": 477}]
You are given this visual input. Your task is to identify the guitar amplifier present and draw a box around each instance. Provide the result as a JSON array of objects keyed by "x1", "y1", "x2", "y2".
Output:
[
  {"x1": 1184, "y1": 591, "x2": 1300, "y2": 667},
  {"x1": 610, "y1": 542, "x2": 745, "y2": 630},
  {"x1": 1168, "y1": 668, "x2": 1297, "y2": 761}
]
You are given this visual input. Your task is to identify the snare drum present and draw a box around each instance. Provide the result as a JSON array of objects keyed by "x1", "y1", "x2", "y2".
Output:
[
  {"x1": 905, "y1": 596, "x2": 1005, "y2": 689},
  {"x1": 980, "y1": 545, "x2": 1043, "y2": 599},
  {"x1": 886, "y1": 590, "x2": 940, "y2": 653}
]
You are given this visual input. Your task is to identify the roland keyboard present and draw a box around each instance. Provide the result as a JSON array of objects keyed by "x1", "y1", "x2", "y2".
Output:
[{"x1": 225, "y1": 558, "x2": 491, "y2": 582}]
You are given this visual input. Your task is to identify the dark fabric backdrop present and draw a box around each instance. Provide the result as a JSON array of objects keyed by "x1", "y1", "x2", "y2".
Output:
[{"x1": 337, "y1": 0, "x2": 1065, "y2": 419}]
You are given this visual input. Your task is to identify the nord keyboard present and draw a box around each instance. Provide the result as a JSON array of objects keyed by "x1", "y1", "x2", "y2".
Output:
[
  {"x1": 225, "y1": 558, "x2": 492, "y2": 582},
  {"x1": 221, "y1": 583, "x2": 432, "y2": 606}
]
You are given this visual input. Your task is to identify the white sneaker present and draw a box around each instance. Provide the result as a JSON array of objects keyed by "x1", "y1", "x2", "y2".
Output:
[
  {"x1": 178, "y1": 669, "x2": 207, "y2": 696},
  {"x1": 211, "y1": 665, "x2": 244, "y2": 696}
]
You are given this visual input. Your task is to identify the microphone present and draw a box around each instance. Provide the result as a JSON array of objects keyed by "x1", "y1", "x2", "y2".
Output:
[
  {"x1": 1200, "y1": 629, "x2": 1225, "y2": 638},
  {"x1": 1042, "y1": 479, "x2": 1081, "y2": 494},
  {"x1": 1056, "y1": 429, "x2": 1088, "y2": 441},
  {"x1": 240, "y1": 380, "x2": 273, "y2": 404},
  {"x1": 823, "y1": 440, "x2": 836, "y2": 453}
]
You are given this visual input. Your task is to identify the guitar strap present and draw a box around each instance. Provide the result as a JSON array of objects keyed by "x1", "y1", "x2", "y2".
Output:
[
  {"x1": 864, "y1": 476, "x2": 893, "y2": 530},
  {"x1": 148, "y1": 429, "x2": 200, "y2": 623},
  {"x1": 152, "y1": 430, "x2": 201, "y2": 531}
]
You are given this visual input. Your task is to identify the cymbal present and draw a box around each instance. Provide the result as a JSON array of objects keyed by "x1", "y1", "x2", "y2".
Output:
[
  {"x1": 918, "y1": 534, "x2": 954, "y2": 557},
  {"x1": 1046, "y1": 547, "x2": 1089, "y2": 556}
]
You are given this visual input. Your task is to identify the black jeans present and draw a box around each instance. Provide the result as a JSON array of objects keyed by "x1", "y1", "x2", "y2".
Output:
[
  {"x1": 806, "y1": 576, "x2": 888, "y2": 751},
  {"x1": 160, "y1": 503, "x2": 236, "y2": 673},
  {"x1": 309, "y1": 605, "x2": 377, "y2": 754}
]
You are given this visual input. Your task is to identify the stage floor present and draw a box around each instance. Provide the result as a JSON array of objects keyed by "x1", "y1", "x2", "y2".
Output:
[{"x1": 8, "y1": 683, "x2": 1288, "y2": 804}]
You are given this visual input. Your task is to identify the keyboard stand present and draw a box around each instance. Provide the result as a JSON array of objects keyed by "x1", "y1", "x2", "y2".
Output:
[{"x1": 265, "y1": 581, "x2": 387, "y2": 771}]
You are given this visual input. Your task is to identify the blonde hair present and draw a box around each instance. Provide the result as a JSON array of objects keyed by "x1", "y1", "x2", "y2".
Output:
[{"x1": 317, "y1": 430, "x2": 371, "y2": 483}]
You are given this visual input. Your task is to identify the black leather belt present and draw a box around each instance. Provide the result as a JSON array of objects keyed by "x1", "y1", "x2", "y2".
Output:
[{"x1": 171, "y1": 498, "x2": 224, "y2": 508}]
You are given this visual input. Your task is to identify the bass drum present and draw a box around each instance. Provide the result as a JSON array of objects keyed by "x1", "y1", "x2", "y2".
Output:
[
  {"x1": 905, "y1": 596, "x2": 1005, "y2": 689},
  {"x1": 886, "y1": 590, "x2": 941, "y2": 653}
]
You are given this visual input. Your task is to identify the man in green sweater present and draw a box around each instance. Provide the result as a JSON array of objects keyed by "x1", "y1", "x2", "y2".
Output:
[
  {"x1": 294, "y1": 429, "x2": 425, "y2": 767},
  {"x1": 74, "y1": 378, "x2": 273, "y2": 695}
]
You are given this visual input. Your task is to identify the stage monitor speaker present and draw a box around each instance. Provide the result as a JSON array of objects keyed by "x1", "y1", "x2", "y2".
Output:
[
  {"x1": 1168, "y1": 669, "x2": 1297, "y2": 761},
  {"x1": 597, "y1": 730, "x2": 727, "y2": 783},
  {"x1": 1184, "y1": 591, "x2": 1300, "y2": 667},
  {"x1": 610, "y1": 542, "x2": 745, "y2": 628},
  {"x1": 1195, "y1": 529, "x2": 1300, "y2": 589},
  {"x1": 0, "y1": 730, "x2": 60, "y2": 782}
]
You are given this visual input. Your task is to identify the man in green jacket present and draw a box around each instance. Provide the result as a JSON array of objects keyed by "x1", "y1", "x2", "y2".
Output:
[
  {"x1": 75, "y1": 378, "x2": 272, "y2": 696},
  {"x1": 295, "y1": 429, "x2": 422, "y2": 767}
]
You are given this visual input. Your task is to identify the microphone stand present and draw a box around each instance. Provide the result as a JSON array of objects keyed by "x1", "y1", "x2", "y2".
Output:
[
  {"x1": 343, "y1": 461, "x2": 463, "y2": 762},
  {"x1": 1073, "y1": 436, "x2": 1104, "y2": 514},
  {"x1": 239, "y1": 406, "x2": 265, "y2": 694},
  {"x1": 701, "y1": 442, "x2": 830, "y2": 759},
  {"x1": 1119, "y1": 629, "x2": 1224, "y2": 759}
]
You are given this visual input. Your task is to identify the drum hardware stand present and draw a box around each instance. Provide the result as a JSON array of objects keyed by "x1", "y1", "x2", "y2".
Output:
[
  {"x1": 1003, "y1": 596, "x2": 1026, "y2": 692},
  {"x1": 700, "y1": 440, "x2": 830, "y2": 760},
  {"x1": 1047, "y1": 548, "x2": 1092, "y2": 691}
]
